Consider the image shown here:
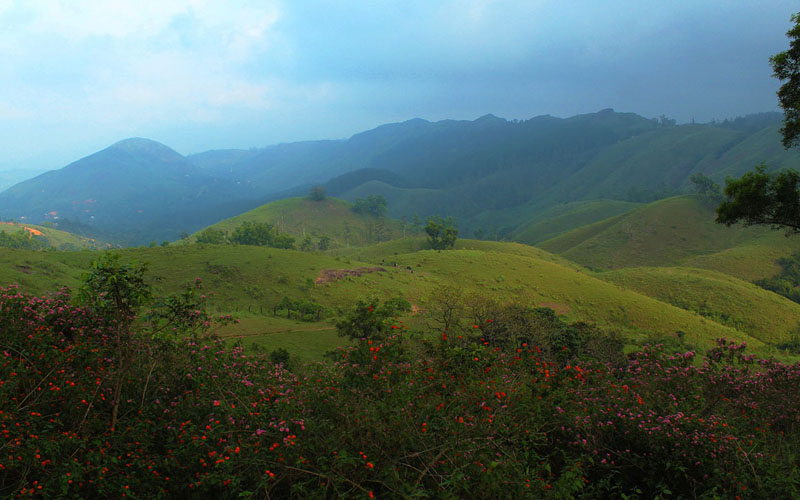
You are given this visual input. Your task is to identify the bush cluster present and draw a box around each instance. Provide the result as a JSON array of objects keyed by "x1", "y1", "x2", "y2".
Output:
[
  {"x1": 195, "y1": 222, "x2": 295, "y2": 249},
  {"x1": 3, "y1": 271, "x2": 800, "y2": 498}
]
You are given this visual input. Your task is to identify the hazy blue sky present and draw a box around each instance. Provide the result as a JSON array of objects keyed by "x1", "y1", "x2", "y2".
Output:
[{"x1": 0, "y1": 1, "x2": 797, "y2": 172}]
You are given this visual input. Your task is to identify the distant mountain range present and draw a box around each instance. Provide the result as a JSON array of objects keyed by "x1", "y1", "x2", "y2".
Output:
[{"x1": 0, "y1": 110, "x2": 797, "y2": 244}]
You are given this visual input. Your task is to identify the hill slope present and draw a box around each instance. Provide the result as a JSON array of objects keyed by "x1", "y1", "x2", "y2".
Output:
[
  {"x1": 0, "y1": 139, "x2": 262, "y2": 244},
  {"x1": 190, "y1": 197, "x2": 406, "y2": 248},
  {"x1": 2, "y1": 112, "x2": 796, "y2": 244},
  {"x1": 0, "y1": 241, "x2": 783, "y2": 354},
  {"x1": 510, "y1": 199, "x2": 642, "y2": 244},
  {"x1": 536, "y1": 195, "x2": 800, "y2": 273},
  {"x1": 0, "y1": 221, "x2": 106, "y2": 250},
  {"x1": 599, "y1": 266, "x2": 800, "y2": 344}
]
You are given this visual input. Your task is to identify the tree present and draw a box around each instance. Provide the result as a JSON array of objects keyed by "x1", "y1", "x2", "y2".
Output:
[
  {"x1": 716, "y1": 163, "x2": 800, "y2": 233},
  {"x1": 423, "y1": 284, "x2": 464, "y2": 332},
  {"x1": 715, "y1": 14, "x2": 800, "y2": 232},
  {"x1": 229, "y1": 221, "x2": 275, "y2": 246},
  {"x1": 771, "y1": 13, "x2": 800, "y2": 149},
  {"x1": 336, "y1": 296, "x2": 410, "y2": 341},
  {"x1": 300, "y1": 235, "x2": 314, "y2": 251},
  {"x1": 196, "y1": 227, "x2": 226, "y2": 244},
  {"x1": 317, "y1": 235, "x2": 332, "y2": 251},
  {"x1": 352, "y1": 195, "x2": 387, "y2": 217},
  {"x1": 77, "y1": 253, "x2": 151, "y2": 431},
  {"x1": 424, "y1": 216, "x2": 458, "y2": 250},
  {"x1": 309, "y1": 185, "x2": 326, "y2": 201},
  {"x1": 412, "y1": 213, "x2": 422, "y2": 234},
  {"x1": 689, "y1": 172, "x2": 722, "y2": 204},
  {"x1": 272, "y1": 233, "x2": 295, "y2": 249}
]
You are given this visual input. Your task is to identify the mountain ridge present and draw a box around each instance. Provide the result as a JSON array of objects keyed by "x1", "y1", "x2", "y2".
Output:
[{"x1": 0, "y1": 110, "x2": 793, "y2": 244}]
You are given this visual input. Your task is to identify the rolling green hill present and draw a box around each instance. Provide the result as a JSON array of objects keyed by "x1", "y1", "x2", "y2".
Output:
[
  {"x1": 536, "y1": 195, "x2": 800, "y2": 273},
  {"x1": 510, "y1": 199, "x2": 642, "y2": 244},
  {"x1": 599, "y1": 266, "x2": 800, "y2": 345},
  {"x1": 0, "y1": 239, "x2": 792, "y2": 359},
  {"x1": 0, "y1": 221, "x2": 106, "y2": 250},
  {"x1": 3, "y1": 111, "x2": 795, "y2": 244},
  {"x1": 190, "y1": 197, "x2": 407, "y2": 248}
]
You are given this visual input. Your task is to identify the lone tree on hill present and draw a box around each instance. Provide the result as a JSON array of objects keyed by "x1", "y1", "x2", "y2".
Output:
[
  {"x1": 352, "y1": 195, "x2": 387, "y2": 217},
  {"x1": 309, "y1": 185, "x2": 326, "y2": 201},
  {"x1": 425, "y1": 216, "x2": 458, "y2": 250},
  {"x1": 716, "y1": 13, "x2": 800, "y2": 233}
]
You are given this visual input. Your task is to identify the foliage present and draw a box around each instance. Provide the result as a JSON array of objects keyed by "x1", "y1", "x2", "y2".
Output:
[
  {"x1": 309, "y1": 185, "x2": 326, "y2": 201},
  {"x1": 690, "y1": 172, "x2": 722, "y2": 204},
  {"x1": 146, "y1": 277, "x2": 235, "y2": 338},
  {"x1": 299, "y1": 235, "x2": 314, "y2": 252},
  {"x1": 351, "y1": 195, "x2": 387, "y2": 218},
  {"x1": 226, "y1": 221, "x2": 295, "y2": 249},
  {"x1": 317, "y1": 235, "x2": 332, "y2": 251},
  {"x1": 756, "y1": 251, "x2": 800, "y2": 304},
  {"x1": 335, "y1": 296, "x2": 410, "y2": 341},
  {"x1": 5, "y1": 274, "x2": 800, "y2": 498},
  {"x1": 0, "y1": 229, "x2": 49, "y2": 250},
  {"x1": 195, "y1": 227, "x2": 227, "y2": 244},
  {"x1": 424, "y1": 216, "x2": 458, "y2": 250},
  {"x1": 716, "y1": 163, "x2": 800, "y2": 233},
  {"x1": 771, "y1": 12, "x2": 800, "y2": 149},
  {"x1": 274, "y1": 296, "x2": 326, "y2": 322},
  {"x1": 77, "y1": 252, "x2": 151, "y2": 332},
  {"x1": 269, "y1": 347, "x2": 292, "y2": 367},
  {"x1": 229, "y1": 221, "x2": 277, "y2": 246}
]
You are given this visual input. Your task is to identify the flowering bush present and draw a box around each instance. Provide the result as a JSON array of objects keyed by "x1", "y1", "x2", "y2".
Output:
[{"x1": 2, "y1": 266, "x2": 800, "y2": 498}]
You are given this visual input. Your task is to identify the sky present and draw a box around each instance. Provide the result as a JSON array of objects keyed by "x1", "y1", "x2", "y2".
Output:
[{"x1": 0, "y1": 0, "x2": 797, "y2": 172}]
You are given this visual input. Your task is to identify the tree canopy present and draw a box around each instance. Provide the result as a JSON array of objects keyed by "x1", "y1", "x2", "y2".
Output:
[
  {"x1": 716, "y1": 163, "x2": 800, "y2": 233},
  {"x1": 352, "y1": 195, "x2": 387, "y2": 217},
  {"x1": 771, "y1": 13, "x2": 800, "y2": 149},
  {"x1": 425, "y1": 216, "x2": 458, "y2": 250},
  {"x1": 715, "y1": 14, "x2": 800, "y2": 232}
]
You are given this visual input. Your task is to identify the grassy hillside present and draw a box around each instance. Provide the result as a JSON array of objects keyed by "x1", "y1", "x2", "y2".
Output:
[
  {"x1": 510, "y1": 199, "x2": 641, "y2": 244},
  {"x1": 0, "y1": 241, "x2": 787, "y2": 358},
  {"x1": 190, "y1": 197, "x2": 407, "y2": 248},
  {"x1": 0, "y1": 221, "x2": 106, "y2": 250},
  {"x1": 599, "y1": 266, "x2": 800, "y2": 345},
  {"x1": 684, "y1": 231, "x2": 800, "y2": 282},
  {"x1": 536, "y1": 195, "x2": 799, "y2": 272}
]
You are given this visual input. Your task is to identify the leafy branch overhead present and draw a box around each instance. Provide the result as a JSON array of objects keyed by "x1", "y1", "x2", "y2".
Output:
[
  {"x1": 716, "y1": 14, "x2": 800, "y2": 233},
  {"x1": 717, "y1": 164, "x2": 800, "y2": 233},
  {"x1": 771, "y1": 13, "x2": 800, "y2": 149}
]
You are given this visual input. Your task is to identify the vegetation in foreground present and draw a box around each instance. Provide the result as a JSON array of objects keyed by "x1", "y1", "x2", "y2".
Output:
[{"x1": 2, "y1": 256, "x2": 800, "y2": 499}]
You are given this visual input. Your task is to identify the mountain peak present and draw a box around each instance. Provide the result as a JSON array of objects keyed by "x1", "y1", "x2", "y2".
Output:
[
  {"x1": 474, "y1": 113, "x2": 505, "y2": 124},
  {"x1": 109, "y1": 138, "x2": 183, "y2": 160}
]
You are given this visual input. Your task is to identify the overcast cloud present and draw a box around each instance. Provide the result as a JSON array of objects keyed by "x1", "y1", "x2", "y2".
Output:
[{"x1": 0, "y1": 0, "x2": 796, "y2": 171}]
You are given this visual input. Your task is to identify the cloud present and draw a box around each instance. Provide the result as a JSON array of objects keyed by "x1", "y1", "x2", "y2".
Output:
[
  {"x1": 0, "y1": 1, "x2": 282, "y2": 123},
  {"x1": 0, "y1": 0, "x2": 796, "y2": 172}
]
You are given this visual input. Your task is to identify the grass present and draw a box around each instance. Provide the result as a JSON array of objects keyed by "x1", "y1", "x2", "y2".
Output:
[
  {"x1": 0, "y1": 221, "x2": 105, "y2": 250},
  {"x1": 510, "y1": 199, "x2": 641, "y2": 245},
  {"x1": 598, "y1": 266, "x2": 800, "y2": 345},
  {"x1": 684, "y1": 230, "x2": 800, "y2": 282},
  {"x1": 188, "y1": 197, "x2": 406, "y2": 248},
  {"x1": 219, "y1": 316, "x2": 346, "y2": 362},
  {"x1": 2, "y1": 233, "x2": 798, "y2": 360},
  {"x1": 537, "y1": 195, "x2": 800, "y2": 273}
]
